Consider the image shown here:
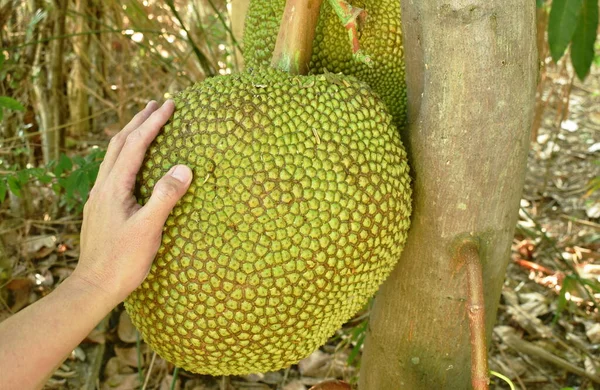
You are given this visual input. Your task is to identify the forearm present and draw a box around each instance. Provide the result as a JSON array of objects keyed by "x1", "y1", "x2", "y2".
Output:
[{"x1": 0, "y1": 275, "x2": 117, "y2": 390}]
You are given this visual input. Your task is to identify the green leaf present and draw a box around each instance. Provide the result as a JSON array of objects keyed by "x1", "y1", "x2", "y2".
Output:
[
  {"x1": 29, "y1": 168, "x2": 52, "y2": 184},
  {"x1": 26, "y1": 9, "x2": 47, "y2": 42},
  {"x1": 54, "y1": 154, "x2": 73, "y2": 177},
  {"x1": 536, "y1": 0, "x2": 545, "y2": 8},
  {"x1": 552, "y1": 275, "x2": 574, "y2": 324},
  {"x1": 0, "y1": 96, "x2": 25, "y2": 112},
  {"x1": 17, "y1": 169, "x2": 30, "y2": 185},
  {"x1": 7, "y1": 176, "x2": 21, "y2": 197},
  {"x1": 51, "y1": 183, "x2": 61, "y2": 195},
  {"x1": 86, "y1": 165, "x2": 100, "y2": 186},
  {"x1": 77, "y1": 174, "x2": 90, "y2": 202},
  {"x1": 0, "y1": 180, "x2": 7, "y2": 203},
  {"x1": 548, "y1": 0, "x2": 585, "y2": 62},
  {"x1": 38, "y1": 174, "x2": 53, "y2": 184},
  {"x1": 72, "y1": 156, "x2": 86, "y2": 167},
  {"x1": 0, "y1": 52, "x2": 5, "y2": 71},
  {"x1": 64, "y1": 171, "x2": 79, "y2": 199},
  {"x1": 571, "y1": 0, "x2": 599, "y2": 80}
]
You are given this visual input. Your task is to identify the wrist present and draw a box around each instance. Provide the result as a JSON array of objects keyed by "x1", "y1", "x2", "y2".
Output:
[{"x1": 66, "y1": 269, "x2": 122, "y2": 310}]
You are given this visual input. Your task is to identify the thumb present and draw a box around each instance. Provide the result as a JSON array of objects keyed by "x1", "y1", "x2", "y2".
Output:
[{"x1": 138, "y1": 165, "x2": 193, "y2": 227}]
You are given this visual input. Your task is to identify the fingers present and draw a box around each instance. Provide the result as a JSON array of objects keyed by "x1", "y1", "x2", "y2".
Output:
[
  {"x1": 135, "y1": 165, "x2": 193, "y2": 230},
  {"x1": 110, "y1": 100, "x2": 176, "y2": 193},
  {"x1": 96, "y1": 101, "x2": 159, "y2": 185}
]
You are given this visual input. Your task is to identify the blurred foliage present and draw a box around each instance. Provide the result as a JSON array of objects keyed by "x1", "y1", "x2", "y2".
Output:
[
  {"x1": 0, "y1": 0, "x2": 236, "y2": 217},
  {"x1": 542, "y1": 0, "x2": 599, "y2": 80},
  {"x1": 0, "y1": 149, "x2": 104, "y2": 212}
]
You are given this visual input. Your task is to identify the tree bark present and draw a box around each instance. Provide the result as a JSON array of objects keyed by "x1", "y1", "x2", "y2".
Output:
[
  {"x1": 31, "y1": 0, "x2": 68, "y2": 165},
  {"x1": 69, "y1": 0, "x2": 91, "y2": 137},
  {"x1": 359, "y1": 1, "x2": 537, "y2": 389}
]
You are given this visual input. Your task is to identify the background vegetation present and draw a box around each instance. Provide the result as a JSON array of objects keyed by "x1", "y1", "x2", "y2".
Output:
[{"x1": 0, "y1": 0, "x2": 598, "y2": 389}]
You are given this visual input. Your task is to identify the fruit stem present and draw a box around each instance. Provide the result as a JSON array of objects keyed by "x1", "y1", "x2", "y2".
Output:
[
  {"x1": 271, "y1": 0, "x2": 324, "y2": 75},
  {"x1": 326, "y1": 0, "x2": 372, "y2": 67}
]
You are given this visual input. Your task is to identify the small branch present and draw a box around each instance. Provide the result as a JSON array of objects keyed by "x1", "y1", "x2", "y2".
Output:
[
  {"x1": 456, "y1": 239, "x2": 489, "y2": 390},
  {"x1": 164, "y1": 0, "x2": 216, "y2": 77},
  {"x1": 326, "y1": 0, "x2": 372, "y2": 66},
  {"x1": 498, "y1": 331, "x2": 600, "y2": 384},
  {"x1": 271, "y1": 0, "x2": 324, "y2": 75},
  {"x1": 141, "y1": 352, "x2": 157, "y2": 390},
  {"x1": 559, "y1": 214, "x2": 600, "y2": 229}
]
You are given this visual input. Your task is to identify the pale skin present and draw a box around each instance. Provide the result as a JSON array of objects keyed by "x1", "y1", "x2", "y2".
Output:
[{"x1": 0, "y1": 100, "x2": 193, "y2": 390}]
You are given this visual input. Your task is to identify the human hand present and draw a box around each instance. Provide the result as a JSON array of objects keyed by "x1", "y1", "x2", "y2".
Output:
[{"x1": 72, "y1": 100, "x2": 193, "y2": 306}]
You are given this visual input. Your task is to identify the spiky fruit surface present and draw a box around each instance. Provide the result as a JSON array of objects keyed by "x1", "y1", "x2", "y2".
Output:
[
  {"x1": 243, "y1": 0, "x2": 407, "y2": 128},
  {"x1": 125, "y1": 68, "x2": 411, "y2": 376}
]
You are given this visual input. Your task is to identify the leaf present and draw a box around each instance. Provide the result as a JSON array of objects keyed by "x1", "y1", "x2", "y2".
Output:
[
  {"x1": 86, "y1": 166, "x2": 99, "y2": 185},
  {"x1": 0, "y1": 180, "x2": 7, "y2": 203},
  {"x1": 54, "y1": 154, "x2": 73, "y2": 177},
  {"x1": 0, "y1": 52, "x2": 4, "y2": 71},
  {"x1": 536, "y1": 0, "x2": 545, "y2": 8},
  {"x1": 548, "y1": 0, "x2": 584, "y2": 62},
  {"x1": 64, "y1": 171, "x2": 80, "y2": 199},
  {"x1": 571, "y1": 0, "x2": 599, "y2": 80},
  {"x1": 51, "y1": 183, "x2": 61, "y2": 195},
  {"x1": 0, "y1": 96, "x2": 25, "y2": 112},
  {"x1": 37, "y1": 174, "x2": 53, "y2": 184},
  {"x1": 75, "y1": 169, "x2": 90, "y2": 199},
  {"x1": 26, "y1": 9, "x2": 47, "y2": 42},
  {"x1": 552, "y1": 275, "x2": 574, "y2": 324},
  {"x1": 30, "y1": 168, "x2": 53, "y2": 184},
  {"x1": 72, "y1": 156, "x2": 86, "y2": 167},
  {"x1": 17, "y1": 169, "x2": 29, "y2": 185},
  {"x1": 7, "y1": 176, "x2": 21, "y2": 197}
]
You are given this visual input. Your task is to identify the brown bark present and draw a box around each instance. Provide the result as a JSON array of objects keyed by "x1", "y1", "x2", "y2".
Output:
[
  {"x1": 359, "y1": 2, "x2": 537, "y2": 389},
  {"x1": 69, "y1": 0, "x2": 91, "y2": 137},
  {"x1": 31, "y1": 0, "x2": 68, "y2": 164}
]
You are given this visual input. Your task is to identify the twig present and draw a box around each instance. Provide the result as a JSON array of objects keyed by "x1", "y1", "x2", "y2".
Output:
[
  {"x1": 136, "y1": 331, "x2": 144, "y2": 386},
  {"x1": 559, "y1": 214, "x2": 600, "y2": 229},
  {"x1": 496, "y1": 342, "x2": 527, "y2": 390},
  {"x1": 281, "y1": 366, "x2": 291, "y2": 387},
  {"x1": 164, "y1": 0, "x2": 216, "y2": 77},
  {"x1": 520, "y1": 207, "x2": 598, "y2": 307},
  {"x1": 206, "y1": 0, "x2": 241, "y2": 51},
  {"x1": 220, "y1": 376, "x2": 229, "y2": 390},
  {"x1": 501, "y1": 333, "x2": 600, "y2": 384},
  {"x1": 142, "y1": 352, "x2": 157, "y2": 390},
  {"x1": 490, "y1": 371, "x2": 515, "y2": 390}
]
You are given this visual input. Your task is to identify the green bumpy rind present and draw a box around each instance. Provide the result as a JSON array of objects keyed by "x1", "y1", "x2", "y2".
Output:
[
  {"x1": 125, "y1": 68, "x2": 412, "y2": 376},
  {"x1": 243, "y1": 0, "x2": 407, "y2": 128}
]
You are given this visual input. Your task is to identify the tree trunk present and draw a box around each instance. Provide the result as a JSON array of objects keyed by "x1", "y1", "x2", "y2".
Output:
[
  {"x1": 359, "y1": 2, "x2": 537, "y2": 389},
  {"x1": 31, "y1": 0, "x2": 68, "y2": 165},
  {"x1": 69, "y1": 0, "x2": 91, "y2": 137}
]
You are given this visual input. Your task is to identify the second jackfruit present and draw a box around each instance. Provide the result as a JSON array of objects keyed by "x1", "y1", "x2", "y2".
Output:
[{"x1": 243, "y1": 0, "x2": 407, "y2": 128}]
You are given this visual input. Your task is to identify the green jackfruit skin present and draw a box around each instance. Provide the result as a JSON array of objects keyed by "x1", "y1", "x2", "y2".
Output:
[
  {"x1": 243, "y1": 0, "x2": 407, "y2": 128},
  {"x1": 125, "y1": 68, "x2": 412, "y2": 376}
]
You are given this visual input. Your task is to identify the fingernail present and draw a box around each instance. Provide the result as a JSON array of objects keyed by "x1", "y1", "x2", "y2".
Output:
[
  {"x1": 146, "y1": 100, "x2": 156, "y2": 108},
  {"x1": 169, "y1": 165, "x2": 192, "y2": 183}
]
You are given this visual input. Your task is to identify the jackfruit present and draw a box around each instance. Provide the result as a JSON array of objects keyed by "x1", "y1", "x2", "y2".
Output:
[
  {"x1": 125, "y1": 68, "x2": 411, "y2": 375},
  {"x1": 243, "y1": 0, "x2": 407, "y2": 127}
]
